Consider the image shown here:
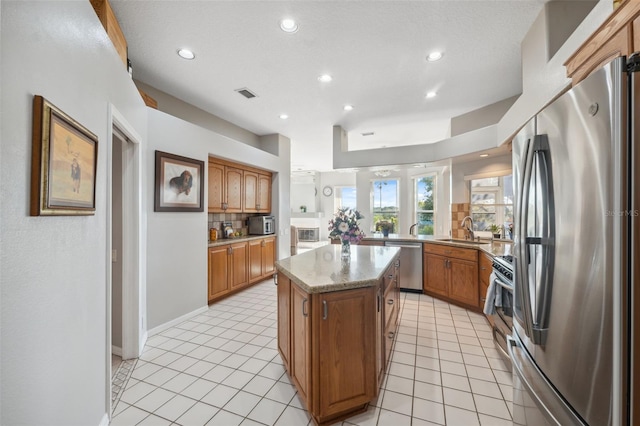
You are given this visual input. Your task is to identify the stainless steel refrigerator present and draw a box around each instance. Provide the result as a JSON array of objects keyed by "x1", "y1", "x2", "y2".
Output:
[{"x1": 509, "y1": 55, "x2": 639, "y2": 425}]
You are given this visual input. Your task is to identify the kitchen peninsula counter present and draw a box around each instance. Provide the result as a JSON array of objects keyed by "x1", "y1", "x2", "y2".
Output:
[
  {"x1": 275, "y1": 244, "x2": 401, "y2": 425},
  {"x1": 360, "y1": 234, "x2": 513, "y2": 258}
]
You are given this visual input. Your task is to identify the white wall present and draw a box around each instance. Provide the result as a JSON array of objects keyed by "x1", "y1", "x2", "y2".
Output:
[
  {"x1": 0, "y1": 2, "x2": 148, "y2": 424},
  {"x1": 146, "y1": 110, "x2": 290, "y2": 329},
  {"x1": 451, "y1": 154, "x2": 513, "y2": 204}
]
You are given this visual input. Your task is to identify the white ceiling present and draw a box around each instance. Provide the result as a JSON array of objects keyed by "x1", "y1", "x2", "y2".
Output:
[{"x1": 111, "y1": 1, "x2": 547, "y2": 172}]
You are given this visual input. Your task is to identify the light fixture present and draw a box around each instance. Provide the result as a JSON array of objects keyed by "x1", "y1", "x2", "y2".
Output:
[
  {"x1": 374, "y1": 170, "x2": 391, "y2": 177},
  {"x1": 343, "y1": 105, "x2": 354, "y2": 111},
  {"x1": 279, "y1": 114, "x2": 289, "y2": 120},
  {"x1": 426, "y1": 91, "x2": 437, "y2": 99},
  {"x1": 318, "y1": 74, "x2": 333, "y2": 83},
  {"x1": 426, "y1": 51, "x2": 443, "y2": 62},
  {"x1": 280, "y1": 18, "x2": 298, "y2": 33},
  {"x1": 177, "y1": 49, "x2": 195, "y2": 60},
  {"x1": 480, "y1": 153, "x2": 490, "y2": 157}
]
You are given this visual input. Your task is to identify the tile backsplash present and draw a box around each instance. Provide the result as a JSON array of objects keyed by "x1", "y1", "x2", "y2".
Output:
[{"x1": 451, "y1": 203, "x2": 470, "y2": 239}]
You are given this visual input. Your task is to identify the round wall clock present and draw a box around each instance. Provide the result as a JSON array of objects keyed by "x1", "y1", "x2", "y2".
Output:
[{"x1": 322, "y1": 186, "x2": 333, "y2": 197}]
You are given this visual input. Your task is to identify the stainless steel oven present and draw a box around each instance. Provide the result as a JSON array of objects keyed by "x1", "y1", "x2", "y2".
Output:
[{"x1": 489, "y1": 255, "x2": 514, "y2": 367}]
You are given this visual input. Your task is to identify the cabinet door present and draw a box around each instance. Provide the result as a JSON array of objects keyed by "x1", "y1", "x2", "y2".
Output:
[
  {"x1": 375, "y1": 285, "x2": 384, "y2": 388},
  {"x1": 262, "y1": 237, "x2": 276, "y2": 277},
  {"x1": 225, "y1": 167, "x2": 243, "y2": 212},
  {"x1": 248, "y1": 239, "x2": 263, "y2": 283},
  {"x1": 449, "y1": 258, "x2": 479, "y2": 307},
  {"x1": 243, "y1": 171, "x2": 258, "y2": 213},
  {"x1": 478, "y1": 253, "x2": 493, "y2": 309},
  {"x1": 316, "y1": 287, "x2": 376, "y2": 419},
  {"x1": 277, "y1": 273, "x2": 291, "y2": 373},
  {"x1": 257, "y1": 173, "x2": 271, "y2": 212},
  {"x1": 291, "y1": 284, "x2": 311, "y2": 405},
  {"x1": 208, "y1": 246, "x2": 229, "y2": 302},
  {"x1": 424, "y1": 253, "x2": 448, "y2": 298},
  {"x1": 208, "y1": 163, "x2": 225, "y2": 212},
  {"x1": 229, "y1": 242, "x2": 248, "y2": 289}
]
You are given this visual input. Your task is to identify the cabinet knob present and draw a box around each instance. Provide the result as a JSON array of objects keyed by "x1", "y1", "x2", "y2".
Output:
[
  {"x1": 388, "y1": 332, "x2": 395, "y2": 339},
  {"x1": 387, "y1": 299, "x2": 394, "y2": 305},
  {"x1": 388, "y1": 274, "x2": 393, "y2": 279}
]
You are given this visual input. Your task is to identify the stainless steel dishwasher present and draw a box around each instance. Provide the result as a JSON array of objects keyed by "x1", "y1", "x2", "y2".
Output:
[{"x1": 384, "y1": 241, "x2": 423, "y2": 292}]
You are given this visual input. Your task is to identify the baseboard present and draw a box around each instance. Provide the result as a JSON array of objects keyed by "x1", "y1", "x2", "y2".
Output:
[
  {"x1": 111, "y1": 345, "x2": 122, "y2": 357},
  {"x1": 98, "y1": 412, "x2": 109, "y2": 426},
  {"x1": 147, "y1": 306, "x2": 208, "y2": 337}
]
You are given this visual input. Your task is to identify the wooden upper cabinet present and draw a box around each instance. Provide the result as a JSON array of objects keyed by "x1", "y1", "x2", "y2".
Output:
[
  {"x1": 243, "y1": 171, "x2": 259, "y2": 212},
  {"x1": 257, "y1": 173, "x2": 271, "y2": 213},
  {"x1": 565, "y1": 1, "x2": 640, "y2": 85},
  {"x1": 208, "y1": 158, "x2": 272, "y2": 213},
  {"x1": 225, "y1": 167, "x2": 243, "y2": 213},
  {"x1": 208, "y1": 163, "x2": 225, "y2": 212}
]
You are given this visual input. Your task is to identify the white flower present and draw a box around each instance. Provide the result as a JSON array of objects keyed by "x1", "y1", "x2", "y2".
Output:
[{"x1": 338, "y1": 222, "x2": 349, "y2": 233}]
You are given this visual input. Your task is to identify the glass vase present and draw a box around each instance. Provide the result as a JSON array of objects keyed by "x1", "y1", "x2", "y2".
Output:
[{"x1": 341, "y1": 240, "x2": 351, "y2": 259}]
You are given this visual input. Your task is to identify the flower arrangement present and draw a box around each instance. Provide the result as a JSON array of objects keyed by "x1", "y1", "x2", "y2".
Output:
[{"x1": 328, "y1": 208, "x2": 365, "y2": 243}]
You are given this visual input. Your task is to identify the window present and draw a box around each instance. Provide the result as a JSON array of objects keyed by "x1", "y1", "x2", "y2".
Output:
[
  {"x1": 470, "y1": 175, "x2": 514, "y2": 238},
  {"x1": 334, "y1": 186, "x2": 356, "y2": 210},
  {"x1": 371, "y1": 179, "x2": 399, "y2": 232},
  {"x1": 414, "y1": 175, "x2": 436, "y2": 235}
]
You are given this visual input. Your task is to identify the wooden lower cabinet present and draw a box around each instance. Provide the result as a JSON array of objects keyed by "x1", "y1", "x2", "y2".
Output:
[
  {"x1": 208, "y1": 246, "x2": 229, "y2": 300},
  {"x1": 248, "y1": 237, "x2": 276, "y2": 283},
  {"x1": 478, "y1": 253, "x2": 493, "y2": 309},
  {"x1": 277, "y1": 267, "x2": 398, "y2": 425},
  {"x1": 208, "y1": 238, "x2": 275, "y2": 304},
  {"x1": 423, "y1": 244, "x2": 479, "y2": 311},
  {"x1": 277, "y1": 274, "x2": 291, "y2": 373}
]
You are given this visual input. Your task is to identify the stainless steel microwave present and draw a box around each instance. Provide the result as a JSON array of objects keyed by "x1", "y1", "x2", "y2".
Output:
[{"x1": 248, "y1": 216, "x2": 275, "y2": 235}]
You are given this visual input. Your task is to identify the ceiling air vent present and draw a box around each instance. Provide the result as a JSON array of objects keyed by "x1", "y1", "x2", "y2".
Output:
[
  {"x1": 235, "y1": 88, "x2": 257, "y2": 99},
  {"x1": 361, "y1": 132, "x2": 375, "y2": 137}
]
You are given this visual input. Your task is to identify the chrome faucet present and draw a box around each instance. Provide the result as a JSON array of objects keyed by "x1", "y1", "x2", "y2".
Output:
[
  {"x1": 409, "y1": 223, "x2": 418, "y2": 236},
  {"x1": 460, "y1": 216, "x2": 475, "y2": 240}
]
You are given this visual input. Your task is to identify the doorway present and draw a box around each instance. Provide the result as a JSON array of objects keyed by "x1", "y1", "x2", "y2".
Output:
[{"x1": 107, "y1": 106, "x2": 145, "y2": 417}]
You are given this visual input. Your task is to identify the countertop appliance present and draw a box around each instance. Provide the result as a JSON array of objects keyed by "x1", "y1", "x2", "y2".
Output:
[
  {"x1": 248, "y1": 215, "x2": 275, "y2": 235},
  {"x1": 384, "y1": 241, "x2": 422, "y2": 292},
  {"x1": 489, "y1": 255, "x2": 513, "y2": 367},
  {"x1": 509, "y1": 55, "x2": 639, "y2": 425}
]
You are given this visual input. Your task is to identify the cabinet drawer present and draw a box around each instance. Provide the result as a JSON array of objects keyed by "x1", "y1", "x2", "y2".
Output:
[
  {"x1": 423, "y1": 243, "x2": 477, "y2": 262},
  {"x1": 383, "y1": 284, "x2": 397, "y2": 329}
]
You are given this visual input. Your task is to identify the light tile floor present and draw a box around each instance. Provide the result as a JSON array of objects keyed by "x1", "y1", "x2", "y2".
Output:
[{"x1": 111, "y1": 280, "x2": 512, "y2": 425}]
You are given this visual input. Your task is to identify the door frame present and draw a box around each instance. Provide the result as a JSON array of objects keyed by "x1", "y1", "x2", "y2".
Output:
[{"x1": 106, "y1": 104, "x2": 146, "y2": 417}]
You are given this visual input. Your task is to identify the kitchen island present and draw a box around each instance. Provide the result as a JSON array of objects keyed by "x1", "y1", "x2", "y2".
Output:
[{"x1": 275, "y1": 244, "x2": 401, "y2": 425}]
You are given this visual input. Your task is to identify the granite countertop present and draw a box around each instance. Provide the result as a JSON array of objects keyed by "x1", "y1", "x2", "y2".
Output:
[
  {"x1": 208, "y1": 234, "x2": 275, "y2": 247},
  {"x1": 360, "y1": 234, "x2": 513, "y2": 258},
  {"x1": 275, "y1": 245, "x2": 401, "y2": 294}
]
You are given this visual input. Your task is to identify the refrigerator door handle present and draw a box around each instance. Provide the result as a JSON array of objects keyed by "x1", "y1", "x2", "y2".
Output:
[
  {"x1": 516, "y1": 136, "x2": 536, "y2": 339},
  {"x1": 527, "y1": 135, "x2": 556, "y2": 345}
]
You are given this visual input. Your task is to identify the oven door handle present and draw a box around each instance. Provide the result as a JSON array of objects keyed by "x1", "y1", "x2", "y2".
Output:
[{"x1": 493, "y1": 275, "x2": 513, "y2": 292}]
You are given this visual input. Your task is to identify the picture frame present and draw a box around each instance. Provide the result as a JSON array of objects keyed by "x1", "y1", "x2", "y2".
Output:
[
  {"x1": 30, "y1": 95, "x2": 98, "y2": 216},
  {"x1": 154, "y1": 150, "x2": 204, "y2": 212}
]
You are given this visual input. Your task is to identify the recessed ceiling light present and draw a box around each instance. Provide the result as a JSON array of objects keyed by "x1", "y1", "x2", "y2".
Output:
[
  {"x1": 480, "y1": 153, "x2": 490, "y2": 157},
  {"x1": 426, "y1": 91, "x2": 437, "y2": 99},
  {"x1": 279, "y1": 114, "x2": 289, "y2": 120},
  {"x1": 177, "y1": 49, "x2": 195, "y2": 60},
  {"x1": 426, "y1": 51, "x2": 443, "y2": 62},
  {"x1": 318, "y1": 74, "x2": 333, "y2": 83},
  {"x1": 343, "y1": 105, "x2": 354, "y2": 111},
  {"x1": 280, "y1": 18, "x2": 298, "y2": 33}
]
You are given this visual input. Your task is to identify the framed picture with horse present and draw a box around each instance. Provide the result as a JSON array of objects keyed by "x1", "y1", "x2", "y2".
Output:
[{"x1": 154, "y1": 150, "x2": 204, "y2": 212}]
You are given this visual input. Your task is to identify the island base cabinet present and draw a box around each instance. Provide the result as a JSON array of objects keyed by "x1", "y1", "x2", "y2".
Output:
[
  {"x1": 313, "y1": 288, "x2": 376, "y2": 423},
  {"x1": 277, "y1": 274, "x2": 381, "y2": 426}
]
